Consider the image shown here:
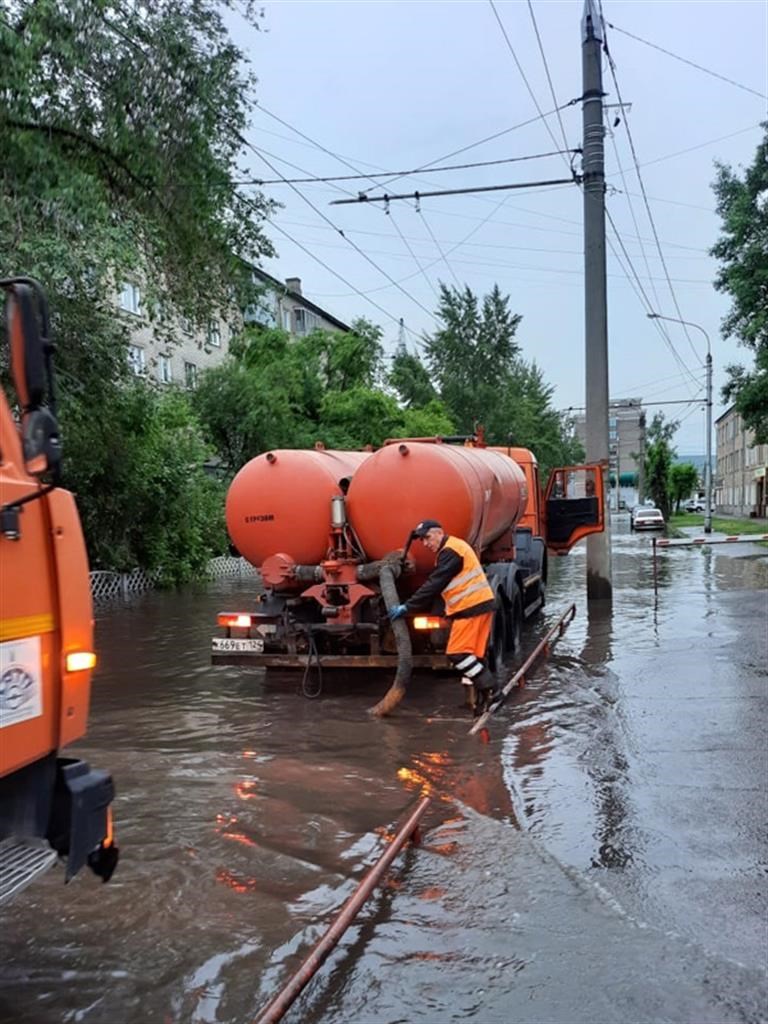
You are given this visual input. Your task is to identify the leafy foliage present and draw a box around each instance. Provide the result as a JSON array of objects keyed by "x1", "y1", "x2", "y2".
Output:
[
  {"x1": 669, "y1": 463, "x2": 700, "y2": 512},
  {"x1": 63, "y1": 382, "x2": 226, "y2": 583},
  {"x1": 389, "y1": 284, "x2": 583, "y2": 474},
  {"x1": 711, "y1": 125, "x2": 768, "y2": 442},
  {"x1": 193, "y1": 320, "x2": 452, "y2": 467},
  {"x1": 0, "y1": 0, "x2": 273, "y2": 579},
  {"x1": 643, "y1": 413, "x2": 679, "y2": 517}
]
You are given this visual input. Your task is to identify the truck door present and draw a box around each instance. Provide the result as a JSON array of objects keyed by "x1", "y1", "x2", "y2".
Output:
[{"x1": 543, "y1": 465, "x2": 604, "y2": 554}]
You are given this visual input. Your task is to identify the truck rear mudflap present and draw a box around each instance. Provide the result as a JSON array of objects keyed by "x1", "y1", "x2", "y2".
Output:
[
  {"x1": 0, "y1": 755, "x2": 118, "y2": 904},
  {"x1": 48, "y1": 757, "x2": 119, "y2": 883}
]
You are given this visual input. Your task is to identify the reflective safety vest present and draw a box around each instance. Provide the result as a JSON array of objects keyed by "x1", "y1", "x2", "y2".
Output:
[{"x1": 441, "y1": 536, "x2": 494, "y2": 616}]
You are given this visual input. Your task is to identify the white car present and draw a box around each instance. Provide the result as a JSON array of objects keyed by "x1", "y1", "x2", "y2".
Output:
[{"x1": 631, "y1": 507, "x2": 665, "y2": 531}]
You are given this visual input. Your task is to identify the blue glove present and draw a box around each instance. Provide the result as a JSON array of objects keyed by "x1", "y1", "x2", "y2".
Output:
[{"x1": 388, "y1": 604, "x2": 407, "y2": 621}]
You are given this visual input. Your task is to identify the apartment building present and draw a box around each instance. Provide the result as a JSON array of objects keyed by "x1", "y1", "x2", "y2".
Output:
[
  {"x1": 572, "y1": 398, "x2": 646, "y2": 508},
  {"x1": 120, "y1": 270, "x2": 349, "y2": 386},
  {"x1": 715, "y1": 405, "x2": 767, "y2": 518}
]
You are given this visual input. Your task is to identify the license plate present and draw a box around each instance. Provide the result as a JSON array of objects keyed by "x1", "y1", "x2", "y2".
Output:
[{"x1": 211, "y1": 637, "x2": 264, "y2": 653}]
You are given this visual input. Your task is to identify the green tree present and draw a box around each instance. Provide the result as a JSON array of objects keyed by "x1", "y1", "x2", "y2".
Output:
[
  {"x1": 644, "y1": 413, "x2": 678, "y2": 517},
  {"x1": 424, "y1": 283, "x2": 522, "y2": 433},
  {"x1": 0, "y1": 1, "x2": 274, "y2": 576},
  {"x1": 65, "y1": 382, "x2": 226, "y2": 582},
  {"x1": 670, "y1": 463, "x2": 700, "y2": 513},
  {"x1": 711, "y1": 125, "x2": 768, "y2": 442},
  {"x1": 389, "y1": 342, "x2": 438, "y2": 408}
]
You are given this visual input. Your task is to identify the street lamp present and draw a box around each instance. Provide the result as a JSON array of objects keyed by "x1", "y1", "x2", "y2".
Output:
[{"x1": 647, "y1": 313, "x2": 713, "y2": 533}]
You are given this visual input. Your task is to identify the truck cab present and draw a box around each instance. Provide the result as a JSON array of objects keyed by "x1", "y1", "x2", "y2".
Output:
[{"x1": 0, "y1": 278, "x2": 118, "y2": 904}]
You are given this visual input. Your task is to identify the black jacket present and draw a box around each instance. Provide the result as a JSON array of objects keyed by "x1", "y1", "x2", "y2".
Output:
[{"x1": 404, "y1": 536, "x2": 496, "y2": 619}]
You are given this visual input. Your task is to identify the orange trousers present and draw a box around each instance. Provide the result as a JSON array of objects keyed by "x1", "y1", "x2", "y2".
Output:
[{"x1": 446, "y1": 612, "x2": 493, "y2": 659}]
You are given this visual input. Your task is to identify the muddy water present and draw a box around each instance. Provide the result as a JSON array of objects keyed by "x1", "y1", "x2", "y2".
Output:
[{"x1": 1, "y1": 520, "x2": 766, "y2": 1023}]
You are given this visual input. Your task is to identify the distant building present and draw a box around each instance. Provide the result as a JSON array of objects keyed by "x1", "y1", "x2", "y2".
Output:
[
  {"x1": 715, "y1": 405, "x2": 768, "y2": 517},
  {"x1": 571, "y1": 398, "x2": 646, "y2": 509},
  {"x1": 246, "y1": 270, "x2": 351, "y2": 336},
  {"x1": 120, "y1": 270, "x2": 350, "y2": 386}
]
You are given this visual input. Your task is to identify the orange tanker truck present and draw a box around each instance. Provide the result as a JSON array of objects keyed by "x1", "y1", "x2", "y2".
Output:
[
  {"x1": 0, "y1": 278, "x2": 118, "y2": 903},
  {"x1": 211, "y1": 433, "x2": 604, "y2": 706}
]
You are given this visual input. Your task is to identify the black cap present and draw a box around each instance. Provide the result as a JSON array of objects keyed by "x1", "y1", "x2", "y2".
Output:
[{"x1": 413, "y1": 519, "x2": 443, "y2": 538}]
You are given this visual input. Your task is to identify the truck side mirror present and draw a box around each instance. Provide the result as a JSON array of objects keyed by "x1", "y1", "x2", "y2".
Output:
[{"x1": 5, "y1": 283, "x2": 61, "y2": 478}]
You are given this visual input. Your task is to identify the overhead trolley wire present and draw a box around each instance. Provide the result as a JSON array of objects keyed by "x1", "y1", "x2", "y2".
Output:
[
  {"x1": 526, "y1": 0, "x2": 572, "y2": 157},
  {"x1": 238, "y1": 150, "x2": 578, "y2": 186},
  {"x1": 247, "y1": 109, "x2": 457, "y2": 318},
  {"x1": 601, "y1": 12, "x2": 703, "y2": 369},
  {"x1": 354, "y1": 102, "x2": 579, "y2": 198},
  {"x1": 261, "y1": 214, "x2": 426, "y2": 345},
  {"x1": 605, "y1": 21, "x2": 768, "y2": 102},
  {"x1": 489, "y1": 0, "x2": 572, "y2": 163},
  {"x1": 237, "y1": 134, "x2": 438, "y2": 323},
  {"x1": 605, "y1": 208, "x2": 701, "y2": 391}
]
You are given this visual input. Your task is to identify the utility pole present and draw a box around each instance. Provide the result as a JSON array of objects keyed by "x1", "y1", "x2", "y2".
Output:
[{"x1": 582, "y1": 0, "x2": 612, "y2": 600}]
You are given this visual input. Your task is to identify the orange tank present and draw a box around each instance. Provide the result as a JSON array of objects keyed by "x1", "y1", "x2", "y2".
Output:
[
  {"x1": 226, "y1": 449, "x2": 371, "y2": 567},
  {"x1": 345, "y1": 442, "x2": 528, "y2": 573}
]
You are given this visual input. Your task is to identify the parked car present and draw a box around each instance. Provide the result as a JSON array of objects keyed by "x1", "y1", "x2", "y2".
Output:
[
  {"x1": 631, "y1": 507, "x2": 665, "y2": 531},
  {"x1": 683, "y1": 499, "x2": 716, "y2": 514}
]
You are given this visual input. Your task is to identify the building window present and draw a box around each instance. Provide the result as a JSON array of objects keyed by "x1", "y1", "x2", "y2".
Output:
[
  {"x1": 207, "y1": 321, "x2": 222, "y2": 347},
  {"x1": 282, "y1": 309, "x2": 292, "y2": 332},
  {"x1": 184, "y1": 361, "x2": 198, "y2": 388},
  {"x1": 127, "y1": 345, "x2": 145, "y2": 375},
  {"x1": 119, "y1": 282, "x2": 142, "y2": 316},
  {"x1": 158, "y1": 356, "x2": 173, "y2": 384},
  {"x1": 293, "y1": 308, "x2": 319, "y2": 335}
]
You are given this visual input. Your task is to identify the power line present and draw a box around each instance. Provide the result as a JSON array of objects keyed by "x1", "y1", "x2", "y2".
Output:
[
  {"x1": 605, "y1": 207, "x2": 700, "y2": 390},
  {"x1": 262, "y1": 214, "x2": 426, "y2": 346},
  {"x1": 608, "y1": 123, "x2": 763, "y2": 179},
  {"x1": 239, "y1": 150, "x2": 577, "y2": 185},
  {"x1": 605, "y1": 21, "x2": 768, "y2": 102},
  {"x1": 387, "y1": 208, "x2": 440, "y2": 301},
  {"x1": 354, "y1": 102, "x2": 578, "y2": 198},
  {"x1": 418, "y1": 209, "x2": 462, "y2": 288},
  {"x1": 237, "y1": 135, "x2": 438, "y2": 322},
  {"x1": 488, "y1": 0, "x2": 570, "y2": 162},
  {"x1": 602, "y1": 15, "x2": 702, "y2": 368},
  {"x1": 526, "y1": 0, "x2": 572, "y2": 157}
]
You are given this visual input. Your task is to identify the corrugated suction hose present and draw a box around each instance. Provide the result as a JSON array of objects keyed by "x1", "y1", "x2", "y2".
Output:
[{"x1": 369, "y1": 563, "x2": 412, "y2": 717}]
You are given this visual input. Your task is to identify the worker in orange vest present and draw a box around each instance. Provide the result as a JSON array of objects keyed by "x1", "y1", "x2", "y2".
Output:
[{"x1": 389, "y1": 519, "x2": 500, "y2": 713}]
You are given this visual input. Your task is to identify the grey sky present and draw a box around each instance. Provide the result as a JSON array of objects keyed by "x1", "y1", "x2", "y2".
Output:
[{"x1": 231, "y1": 0, "x2": 767, "y2": 453}]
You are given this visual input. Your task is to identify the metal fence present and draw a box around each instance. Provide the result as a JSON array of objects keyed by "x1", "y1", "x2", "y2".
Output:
[{"x1": 90, "y1": 556, "x2": 256, "y2": 605}]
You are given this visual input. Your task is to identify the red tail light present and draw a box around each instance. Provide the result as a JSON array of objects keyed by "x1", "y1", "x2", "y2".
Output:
[
  {"x1": 217, "y1": 612, "x2": 253, "y2": 628},
  {"x1": 413, "y1": 616, "x2": 444, "y2": 630}
]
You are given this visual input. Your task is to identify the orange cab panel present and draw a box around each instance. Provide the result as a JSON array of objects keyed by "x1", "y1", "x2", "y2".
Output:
[
  {"x1": 48, "y1": 489, "x2": 95, "y2": 748},
  {"x1": 0, "y1": 473, "x2": 59, "y2": 775}
]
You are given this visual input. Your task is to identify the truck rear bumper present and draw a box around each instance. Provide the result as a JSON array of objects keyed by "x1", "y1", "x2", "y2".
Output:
[{"x1": 211, "y1": 652, "x2": 453, "y2": 670}]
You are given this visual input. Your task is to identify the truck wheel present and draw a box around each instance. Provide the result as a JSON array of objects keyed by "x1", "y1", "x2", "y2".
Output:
[
  {"x1": 507, "y1": 584, "x2": 522, "y2": 655},
  {"x1": 488, "y1": 596, "x2": 508, "y2": 674}
]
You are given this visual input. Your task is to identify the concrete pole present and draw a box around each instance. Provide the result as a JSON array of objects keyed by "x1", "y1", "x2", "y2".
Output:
[
  {"x1": 582, "y1": 0, "x2": 612, "y2": 601},
  {"x1": 705, "y1": 350, "x2": 713, "y2": 533}
]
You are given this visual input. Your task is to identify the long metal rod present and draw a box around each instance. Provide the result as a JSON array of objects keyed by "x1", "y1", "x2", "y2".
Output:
[
  {"x1": 330, "y1": 177, "x2": 576, "y2": 205},
  {"x1": 253, "y1": 795, "x2": 432, "y2": 1024},
  {"x1": 469, "y1": 603, "x2": 577, "y2": 735}
]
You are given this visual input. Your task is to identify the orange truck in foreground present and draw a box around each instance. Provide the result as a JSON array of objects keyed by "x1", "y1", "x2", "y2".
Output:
[{"x1": 0, "y1": 278, "x2": 117, "y2": 904}]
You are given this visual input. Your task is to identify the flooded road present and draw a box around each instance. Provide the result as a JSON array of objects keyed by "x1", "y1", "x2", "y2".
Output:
[{"x1": 2, "y1": 518, "x2": 766, "y2": 1023}]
